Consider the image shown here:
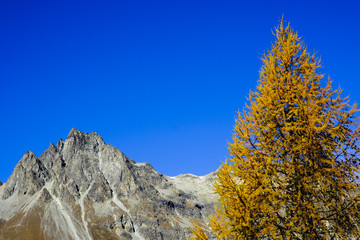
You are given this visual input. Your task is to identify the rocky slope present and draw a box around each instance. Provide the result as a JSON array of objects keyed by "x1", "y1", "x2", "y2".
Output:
[{"x1": 0, "y1": 129, "x2": 217, "y2": 240}]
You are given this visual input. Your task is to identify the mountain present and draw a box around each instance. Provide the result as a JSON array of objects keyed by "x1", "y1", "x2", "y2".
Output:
[{"x1": 0, "y1": 129, "x2": 217, "y2": 240}]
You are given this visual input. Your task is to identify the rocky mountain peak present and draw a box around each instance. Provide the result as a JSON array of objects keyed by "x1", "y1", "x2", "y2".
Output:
[
  {"x1": 62, "y1": 128, "x2": 105, "y2": 157},
  {"x1": 0, "y1": 129, "x2": 218, "y2": 239},
  {"x1": 66, "y1": 128, "x2": 104, "y2": 146},
  {"x1": 19, "y1": 151, "x2": 38, "y2": 167},
  {"x1": 2, "y1": 150, "x2": 50, "y2": 199},
  {"x1": 49, "y1": 142, "x2": 56, "y2": 150},
  {"x1": 56, "y1": 138, "x2": 65, "y2": 149}
]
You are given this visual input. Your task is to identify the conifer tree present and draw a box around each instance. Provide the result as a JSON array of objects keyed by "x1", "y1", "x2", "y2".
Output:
[{"x1": 192, "y1": 19, "x2": 360, "y2": 239}]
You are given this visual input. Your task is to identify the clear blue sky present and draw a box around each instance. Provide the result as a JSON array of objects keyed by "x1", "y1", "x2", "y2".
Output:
[{"x1": 1, "y1": 0, "x2": 359, "y2": 182}]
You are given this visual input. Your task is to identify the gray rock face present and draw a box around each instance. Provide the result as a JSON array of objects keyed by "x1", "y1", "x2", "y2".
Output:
[
  {"x1": 3, "y1": 151, "x2": 51, "y2": 199},
  {"x1": 0, "y1": 129, "x2": 217, "y2": 240}
]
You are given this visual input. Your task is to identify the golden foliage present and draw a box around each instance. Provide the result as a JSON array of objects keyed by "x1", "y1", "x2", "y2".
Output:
[
  {"x1": 192, "y1": 19, "x2": 360, "y2": 239},
  {"x1": 190, "y1": 223, "x2": 209, "y2": 240}
]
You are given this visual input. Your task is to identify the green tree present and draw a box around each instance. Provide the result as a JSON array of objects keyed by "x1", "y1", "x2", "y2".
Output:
[{"x1": 192, "y1": 19, "x2": 360, "y2": 239}]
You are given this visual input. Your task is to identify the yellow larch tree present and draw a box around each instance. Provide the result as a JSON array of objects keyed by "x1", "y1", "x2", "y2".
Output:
[{"x1": 192, "y1": 19, "x2": 360, "y2": 239}]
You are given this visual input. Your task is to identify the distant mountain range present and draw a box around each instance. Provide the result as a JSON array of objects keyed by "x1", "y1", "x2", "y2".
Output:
[{"x1": 0, "y1": 129, "x2": 217, "y2": 239}]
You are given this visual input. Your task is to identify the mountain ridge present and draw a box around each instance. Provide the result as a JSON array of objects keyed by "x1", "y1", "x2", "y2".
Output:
[{"x1": 0, "y1": 128, "x2": 217, "y2": 239}]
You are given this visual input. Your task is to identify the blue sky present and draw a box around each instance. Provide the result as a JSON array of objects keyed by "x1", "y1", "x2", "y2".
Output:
[{"x1": 1, "y1": 0, "x2": 359, "y2": 182}]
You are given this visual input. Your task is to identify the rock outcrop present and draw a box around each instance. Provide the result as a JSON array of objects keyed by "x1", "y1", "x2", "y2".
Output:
[{"x1": 0, "y1": 129, "x2": 217, "y2": 239}]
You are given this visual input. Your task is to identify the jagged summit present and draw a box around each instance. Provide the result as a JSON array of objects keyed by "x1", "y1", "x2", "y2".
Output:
[
  {"x1": 68, "y1": 127, "x2": 81, "y2": 137},
  {"x1": 67, "y1": 128, "x2": 104, "y2": 142},
  {"x1": 0, "y1": 129, "x2": 217, "y2": 240}
]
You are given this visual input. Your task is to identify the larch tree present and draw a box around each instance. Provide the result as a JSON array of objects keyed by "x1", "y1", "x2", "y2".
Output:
[{"x1": 192, "y1": 20, "x2": 360, "y2": 239}]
